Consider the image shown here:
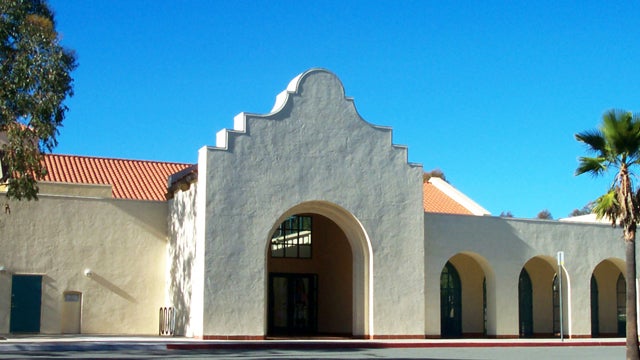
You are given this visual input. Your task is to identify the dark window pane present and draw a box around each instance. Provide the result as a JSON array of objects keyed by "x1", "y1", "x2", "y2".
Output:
[{"x1": 271, "y1": 215, "x2": 312, "y2": 259}]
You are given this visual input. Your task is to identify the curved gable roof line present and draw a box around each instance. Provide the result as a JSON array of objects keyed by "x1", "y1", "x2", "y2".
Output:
[
  {"x1": 271, "y1": 68, "x2": 347, "y2": 113},
  {"x1": 213, "y1": 68, "x2": 421, "y2": 168}
]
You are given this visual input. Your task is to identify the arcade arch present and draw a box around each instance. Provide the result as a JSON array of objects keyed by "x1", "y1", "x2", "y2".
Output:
[
  {"x1": 440, "y1": 252, "x2": 495, "y2": 338},
  {"x1": 519, "y1": 256, "x2": 570, "y2": 338},
  {"x1": 265, "y1": 201, "x2": 372, "y2": 338},
  {"x1": 591, "y1": 258, "x2": 626, "y2": 337}
]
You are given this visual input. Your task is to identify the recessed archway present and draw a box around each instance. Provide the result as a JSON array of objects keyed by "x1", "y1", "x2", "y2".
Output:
[
  {"x1": 591, "y1": 258, "x2": 625, "y2": 337},
  {"x1": 440, "y1": 252, "x2": 495, "y2": 338},
  {"x1": 519, "y1": 256, "x2": 570, "y2": 338},
  {"x1": 264, "y1": 201, "x2": 372, "y2": 338}
]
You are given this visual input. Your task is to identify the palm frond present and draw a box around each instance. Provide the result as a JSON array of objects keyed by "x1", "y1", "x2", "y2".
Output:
[
  {"x1": 593, "y1": 189, "x2": 619, "y2": 226},
  {"x1": 575, "y1": 156, "x2": 607, "y2": 176},
  {"x1": 576, "y1": 109, "x2": 640, "y2": 227},
  {"x1": 601, "y1": 110, "x2": 640, "y2": 157},
  {"x1": 575, "y1": 130, "x2": 606, "y2": 155}
]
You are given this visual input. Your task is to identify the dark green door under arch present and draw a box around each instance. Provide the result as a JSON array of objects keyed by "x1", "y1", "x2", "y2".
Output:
[
  {"x1": 10, "y1": 275, "x2": 43, "y2": 333},
  {"x1": 617, "y1": 274, "x2": 626, "y2": 337},
  {"x1": 440, "y1": 262, "x2": 462, "y2": 338},
  {"x1": 553, "y1": 274, "x2": 560, "y2": 336},
  {"x1": 591, "y1": 275, "x2": 599, "y2": 337},
  {"x1": 518, "y1": 268, "x2": 533, "y2": 338}
]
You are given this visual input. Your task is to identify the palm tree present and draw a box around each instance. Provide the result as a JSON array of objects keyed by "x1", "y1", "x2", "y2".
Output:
[{"x1": 576, "y1": 109, "x2": 640, "y2": 360}]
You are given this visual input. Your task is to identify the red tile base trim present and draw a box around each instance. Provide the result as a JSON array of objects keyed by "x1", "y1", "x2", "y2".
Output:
[
  {"x1": 197, "y1": 334, "x2": 429, "y2": 341},
  {"x1": 371, "y1": 334, "x2": 425, "y2": 340}
]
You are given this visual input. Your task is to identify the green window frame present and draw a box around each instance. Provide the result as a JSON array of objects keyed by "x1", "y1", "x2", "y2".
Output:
[{"x1": 271, "y1": 215, "x2": 312, "y2": 259}]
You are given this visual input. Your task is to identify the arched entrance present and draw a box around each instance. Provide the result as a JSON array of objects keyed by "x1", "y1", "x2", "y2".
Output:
[
  {"x1": 266, "y1": 201, "x2": 372, "y2": 338},
  {"x1": 440, "y1": 252, "x2": 495, "y2": 338},
  {"x1": 520, "y1": 256, "x2": 570, "y2": 338},
  {"x1": 591, "y1": 259, "x2": 625, "y2": 337}
]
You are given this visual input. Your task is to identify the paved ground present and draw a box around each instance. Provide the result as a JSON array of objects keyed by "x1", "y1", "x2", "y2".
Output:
[{"x1": 0, "y1": 336, "x2": 629, "y2": 359}]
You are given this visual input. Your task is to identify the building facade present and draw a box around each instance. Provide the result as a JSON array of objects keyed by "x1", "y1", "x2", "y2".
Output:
[{"x1": 0, "y1": 69, "x2": 631, "y2": 339}]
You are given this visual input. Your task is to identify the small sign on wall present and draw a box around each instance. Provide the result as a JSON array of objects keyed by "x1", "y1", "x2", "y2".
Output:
[{"x1": 64, "y1": 293, "x2": 80, "y2": 302}]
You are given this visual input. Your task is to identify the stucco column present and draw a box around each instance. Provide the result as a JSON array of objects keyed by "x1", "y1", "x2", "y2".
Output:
[{"x1": 493, "y1": 270, "x2": 519, "y2": 338}]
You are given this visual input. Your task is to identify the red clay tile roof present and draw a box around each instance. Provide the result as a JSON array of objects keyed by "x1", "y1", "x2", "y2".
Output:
[
  {"x1": 41, "y1": 154, "x2": 192, "y2": 201},
  {"x1": 423, "y1": 182, "x2": 473, "y2": 215},
  {"x1": 40, "y1": 153, "x2": 478, "y2": 208}
]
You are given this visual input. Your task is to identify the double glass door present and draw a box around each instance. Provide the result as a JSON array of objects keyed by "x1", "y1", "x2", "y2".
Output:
[{"x1": 268, "y1": 273, "x2": 317, "y2": 335}]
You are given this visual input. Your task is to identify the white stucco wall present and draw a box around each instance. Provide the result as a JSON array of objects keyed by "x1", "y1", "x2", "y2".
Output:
[
  {"x1": 2, "y1": 69, "x2": 632, "y2": 341},
  {"x1": 425, "y1": 213, "x2": 628, "y2": 338},
  {"x1": 167, "y1": 183, "x2": 199, "y2": 336},
  {"x1": 194, "y1": 69, "x2": 425, "y2": 338},
  {"x1": 0, "y1": 191, "x2": 167, "y2": 335}
]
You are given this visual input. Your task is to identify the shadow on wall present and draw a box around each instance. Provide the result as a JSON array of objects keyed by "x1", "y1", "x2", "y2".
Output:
[
  {"x1": 111, "y1": 200, "x2": 168, "y2": 241},
  {"x1": 41, "y1": 275, "x2": 61, "y2": 331},
  {"x1": 0, "y1": 203, "x2": 8, "y2": 230},
  {"x1": 426, "y1": 213, "x2": 538, "y2": 338},
  {"x1": 88, "y1": 272, "x2": 137, "y2": 303},
  {"x1": 0, "y1": 273, "x2": 9, "y2": 326},
  {"x1": 167, "y1": 188, "x2": 197, "y2": 336}
]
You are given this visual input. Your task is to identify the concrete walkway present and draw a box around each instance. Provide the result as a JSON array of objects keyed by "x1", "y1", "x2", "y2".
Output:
[{"x1": 0, "y1": 335, "x2": 627, "y2": 352}]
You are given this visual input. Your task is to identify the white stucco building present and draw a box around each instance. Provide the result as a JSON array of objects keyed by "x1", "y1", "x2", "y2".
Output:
[{"x1": 0, "y1": 69, "x2": 631, "y2": 339}]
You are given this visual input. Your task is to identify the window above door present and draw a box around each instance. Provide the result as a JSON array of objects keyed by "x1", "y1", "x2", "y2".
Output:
[{"x1": 271, "y1": 215, "x2": 312, "y2": 259}]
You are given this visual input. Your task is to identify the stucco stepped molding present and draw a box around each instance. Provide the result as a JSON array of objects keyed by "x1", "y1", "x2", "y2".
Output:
[{"x1": 212, "y1": 68, "x2": 421, "y2": 168}]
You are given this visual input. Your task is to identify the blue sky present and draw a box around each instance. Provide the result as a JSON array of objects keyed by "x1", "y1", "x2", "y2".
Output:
[{"x1": 48, "y1": 0, "x2": 639, "y2": 219}]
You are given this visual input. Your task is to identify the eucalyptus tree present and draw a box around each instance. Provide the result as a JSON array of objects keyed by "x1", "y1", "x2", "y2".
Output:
[
  {"x1": 575, "y1": 109, "x2": 640, "y2": 360},
  {"x1": 0, "y1": 0, "x2": 77, "y2": 200}
]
